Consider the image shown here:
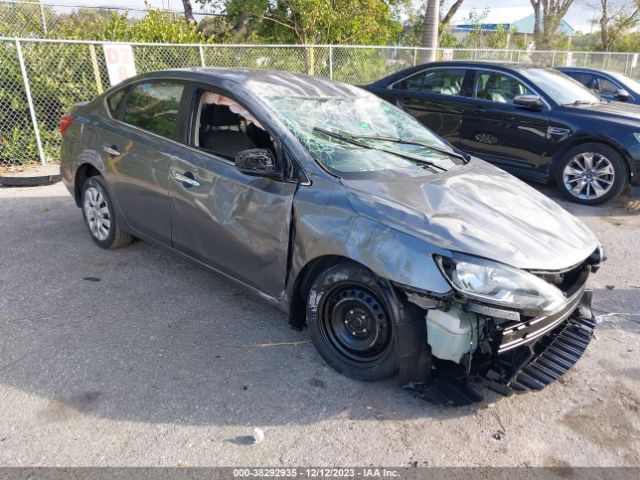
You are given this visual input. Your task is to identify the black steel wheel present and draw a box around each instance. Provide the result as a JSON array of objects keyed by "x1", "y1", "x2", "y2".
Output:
[
  {"x1": 320, "y1": 284, "x2": 392, "y2": 366},
  {"x1": 307, "y1": 262, "x2": 398, "y2": 381}
]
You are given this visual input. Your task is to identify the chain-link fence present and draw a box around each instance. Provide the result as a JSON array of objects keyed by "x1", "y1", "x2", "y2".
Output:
[{"x1": 3, "y1": 38, "x2": 640, "y2": 172}]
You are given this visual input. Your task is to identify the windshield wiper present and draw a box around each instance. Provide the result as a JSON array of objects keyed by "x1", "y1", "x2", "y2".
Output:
[
  {"x1": 312, "y1": 127, "x2": 449, "y2": 171},
  {"x1": 349, "y1": 134, "x2": 469, "y2": 162}
]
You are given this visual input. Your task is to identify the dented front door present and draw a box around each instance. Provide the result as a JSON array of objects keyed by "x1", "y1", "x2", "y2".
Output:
[{"x1": 168, "y1": 150, "x2": 296, "y2": 298}]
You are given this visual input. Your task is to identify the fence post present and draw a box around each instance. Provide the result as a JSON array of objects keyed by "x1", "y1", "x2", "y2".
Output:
[
  {"x1": 199, "y1": 45, "x2": 205, "y2": 67},
  {"x1": 39, "y1": 3, "x2": 48, "y2": 35},
  {"x1": 15, "y1": 39, "x2": 46, "y2": 166},
  {"x1": 329, "y1": 45, "x2": 333, "y2": 80},
  {"x1": 413, "y1": 47, "x2": 417, "y2": 66},
  {"x1": 89, "y1": 44, "x2": 103, "y2": 94}
]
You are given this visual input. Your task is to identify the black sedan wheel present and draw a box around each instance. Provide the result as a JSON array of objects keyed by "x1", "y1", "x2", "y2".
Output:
[
  {"x1": 306, "y1": 262, "x2": 397, "y2": 381},
  {"x1": 556, "y1": 143, "x2": 628, "y2": 205},
  {"x1": 81, "y1": 176, "x2": 133, "y2": 249}
]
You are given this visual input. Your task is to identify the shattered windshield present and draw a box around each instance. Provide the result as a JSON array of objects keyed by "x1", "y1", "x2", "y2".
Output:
[{"x1": 261, "y1": 94, "x2": 463, "y2": 175}]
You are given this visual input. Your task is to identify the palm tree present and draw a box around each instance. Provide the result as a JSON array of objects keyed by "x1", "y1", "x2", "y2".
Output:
[{"x1": 423, "y1": 0, "x2": 441, "y2": 61}]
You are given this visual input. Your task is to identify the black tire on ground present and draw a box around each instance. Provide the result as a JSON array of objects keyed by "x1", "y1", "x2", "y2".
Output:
[
  {"x1": 555, "y1": 143, "x2": 628, "y2": 205},
  {"x1": 306, "y1": 262, "x2": 398, "y2": 381},
  {"x1": 81, "y1": 175, "x2": 133, "y2": 249}
]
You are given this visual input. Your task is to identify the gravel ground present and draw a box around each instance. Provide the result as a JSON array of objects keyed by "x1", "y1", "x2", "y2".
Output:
[{"x1": 0, "y1": 181, "x2": 638, "y2": 467}]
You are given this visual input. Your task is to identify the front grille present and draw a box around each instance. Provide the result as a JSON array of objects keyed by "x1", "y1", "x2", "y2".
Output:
[{"x1": 532, "y1": 260, "x2": 589, "y2": 296}]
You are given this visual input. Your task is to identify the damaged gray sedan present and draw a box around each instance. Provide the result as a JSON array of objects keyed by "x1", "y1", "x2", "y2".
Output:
[{"x1": 60, "y1": 69, "x2": 604, "y2": 404}]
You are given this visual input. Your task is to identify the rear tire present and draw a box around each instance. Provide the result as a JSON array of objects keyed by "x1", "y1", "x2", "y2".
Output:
[
  {"x1": 306, "y1": 262, "x2": 398, "y2": 381},
  {"x1": 81, "y1": 176, "x2": 132, "y2": 249},
  {"x1": 555, "y1": 143, "x2": 628, "y2": 205}
]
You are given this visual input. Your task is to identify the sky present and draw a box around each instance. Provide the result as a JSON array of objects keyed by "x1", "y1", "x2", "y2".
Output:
[{"x1": 45, "y1": 0, "x2": 598, "y2": 34}]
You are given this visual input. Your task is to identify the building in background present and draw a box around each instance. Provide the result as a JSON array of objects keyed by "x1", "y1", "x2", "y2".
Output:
[{"x1": 450, "y1": 6, "x2": 576, "y2": 46}]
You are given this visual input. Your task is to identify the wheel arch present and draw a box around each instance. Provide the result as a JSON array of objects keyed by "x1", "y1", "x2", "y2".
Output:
[
  {"x1": 550, "y1": 135, "x2": 632, "y2": 180},
  {"x1": 288, "y1": 255, "x2": 362, "y2": 330},
  {"x1": 73, "y1": 163, "x2": 101, "y2": 207}
]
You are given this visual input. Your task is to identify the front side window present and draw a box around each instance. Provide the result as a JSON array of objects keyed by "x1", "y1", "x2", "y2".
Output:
[
  {"x1": 597, "y1": 77, "x2": 620, "y2": 95},
  {"x1": 190, "y1": 90, "x2": 274, "y2": 160},
  {"x1": 473, "y1": 71, "x2": 531, "y2": 103},
  {"x1": 123, "y1": 81, "x2": 184, "y2": 139},
  {"x1": 261, "y1": 93, "x2": 463, "y2": 176}
]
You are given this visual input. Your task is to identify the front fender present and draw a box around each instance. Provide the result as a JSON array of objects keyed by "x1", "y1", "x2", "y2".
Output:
[{"x1": 289, "y1": 177, "x2": 453, "y2": 297}]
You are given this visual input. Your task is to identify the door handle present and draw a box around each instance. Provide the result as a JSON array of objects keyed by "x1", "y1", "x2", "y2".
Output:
[
  {"x1": 476, "y1": 106, "x2": 487, "y2": 112},
  {"x1": 102, "y1": 144, "x2": 121, "y2": 156},
  {"x1": 173, "y1": 171, "x2": 200, "y2": 188}
]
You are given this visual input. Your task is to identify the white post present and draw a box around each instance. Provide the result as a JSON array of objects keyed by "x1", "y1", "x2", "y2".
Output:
[
  {"x1": 89, "y1": 44, "x2": 103, "y2": 94},
  {"x1": 39, "y1": 3, "x2": 48, "y2": 35},
  {"x1": 16, "y1": 39, "x2": 46, "y2": 166},
  {"x1": 199, "y1": 45, "x2": 205, "y2": 67},
  {"x1": 329, "y1": 45, "x2": 333, "y2": 80},
  {"x1": 413, "y1": 47, "x2": 417, "y2": 66}
]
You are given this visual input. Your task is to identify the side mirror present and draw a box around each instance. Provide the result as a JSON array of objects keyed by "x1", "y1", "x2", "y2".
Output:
[
  {"x1": 235, "y1": 148, "x2": 279, "y2": 177},
  {"x1": 615, "y1": 88, "x2": 630, "y2": 101},
  {"x1": 513, "y1": 94, "x2": 544, "y2": 109}
]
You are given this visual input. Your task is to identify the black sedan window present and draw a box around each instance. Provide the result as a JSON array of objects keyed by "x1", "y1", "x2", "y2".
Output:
[
  {"x1": 597, "y1": 77, "x2": 620, "y2": 95},
  {"x1": 473, "y1": 71, "x2": 531, "y2": 103},
  {"x1": 393, "y1": 71, "x2": 425, "y2": 91},
  {"x1": 123, "y1": 81, "x2": 184, "y2": 139},
  {"x1": 395, "y1": 69, "x2": 465, "y2": 96}
]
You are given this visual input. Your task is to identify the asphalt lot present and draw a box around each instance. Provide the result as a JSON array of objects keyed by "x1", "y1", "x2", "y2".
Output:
[{"x1": 0, "y1": 180, "x2": 639, "y2": 467}]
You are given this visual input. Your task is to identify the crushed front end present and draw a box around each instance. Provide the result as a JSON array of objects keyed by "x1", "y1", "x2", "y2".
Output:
[{"x1": 401, "y1": 247, "x2": 604, "y2": 406}]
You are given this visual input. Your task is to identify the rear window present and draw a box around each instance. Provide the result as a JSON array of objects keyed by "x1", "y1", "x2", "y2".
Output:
[{"x1": 122, "y1": 81, "x2": 184, "y2": 139}]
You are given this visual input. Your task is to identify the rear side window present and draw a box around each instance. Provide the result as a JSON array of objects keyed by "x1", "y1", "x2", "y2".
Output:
[
  {"x1": 394, "y1": 69, "x2": 466, "y2": 96},
  {"x1": 123, "y1": 81, "x2": 184, "y2": 139},
  {"x1": 570, "y1": 72, "x2": 598, "y2": 90},
  {"x1": 420, "y1": 69, "x2": 465, "y2": 96},
  {"x1": 394, "y1": 71, "x2": 426, "y2": 91},
  {"x1": 106, "y1": 89, "x2": 126, "y2": 117}
]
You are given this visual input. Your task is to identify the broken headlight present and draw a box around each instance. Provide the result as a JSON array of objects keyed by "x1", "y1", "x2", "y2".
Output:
[{"x1": 436, "y1": 255, "x2": 566, "y2": 312}]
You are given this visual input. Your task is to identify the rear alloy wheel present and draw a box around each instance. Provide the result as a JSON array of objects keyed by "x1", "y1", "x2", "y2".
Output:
[
  {"x1": 307, "y1": 262, "x2": 397, "y2": 381},
  {"x1": 556, "y1": 143, "x2": 627, "y2": 205},
  {"x1": 81, "y1": 176, "x2": 132, "y2": 249}
]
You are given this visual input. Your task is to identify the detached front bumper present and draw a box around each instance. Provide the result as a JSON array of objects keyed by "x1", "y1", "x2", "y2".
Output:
[
  {"x1": 404, "y1": 282, "x2": 597, "y2": 406},
  {"x1": 485, "y1": 290, "x2": 596, "y2": 396}
]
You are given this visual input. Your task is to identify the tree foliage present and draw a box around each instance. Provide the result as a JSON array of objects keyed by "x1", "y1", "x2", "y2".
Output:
[
  {"x1": 198, "y1": 0, "x2": 404, "y2": 44},
  {"x1": 595, "y1": 0, "x2": 640, "y2": 51},
  {"x1": 529, "y1": 0, "x2": 574, "y2": 49}
]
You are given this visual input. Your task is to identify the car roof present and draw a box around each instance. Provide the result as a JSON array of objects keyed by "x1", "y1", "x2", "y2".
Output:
[
  {"x1": 128, "y1": 67, "x2": 366, "y2": 98},
  {"x1": 410, "y1": 60, "x2": 548, "y2": 70},
  {"x1": 556, "y1": 66, "x2": 607, "y2": 73}
]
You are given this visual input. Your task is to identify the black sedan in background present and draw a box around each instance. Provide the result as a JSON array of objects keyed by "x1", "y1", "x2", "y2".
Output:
[
  {"x1": 367, "y1": 62, "x2": 640, "y2": 205},
  {"x1": 558, "y1": 66, "x2": 640, "y2": 104}
]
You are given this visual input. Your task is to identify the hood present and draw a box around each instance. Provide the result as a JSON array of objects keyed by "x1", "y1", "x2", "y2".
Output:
[
  {"x1": 343, "y1": 159, "x2": 599, "y2": 271},
  {"x1": 564, "y1": 101, "x2": 640, "y2": 126}
]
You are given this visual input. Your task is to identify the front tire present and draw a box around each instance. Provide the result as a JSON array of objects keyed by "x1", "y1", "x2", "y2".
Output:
[
  {"x1": 81, "y1": 176, "x2": 132, "y2": 249},
  {"x1": 306, "y1": 262, "x2": 398, "y2": 381},
  {"x1": 555, "y1": 143, "x2": 628, "y2": 205}
]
